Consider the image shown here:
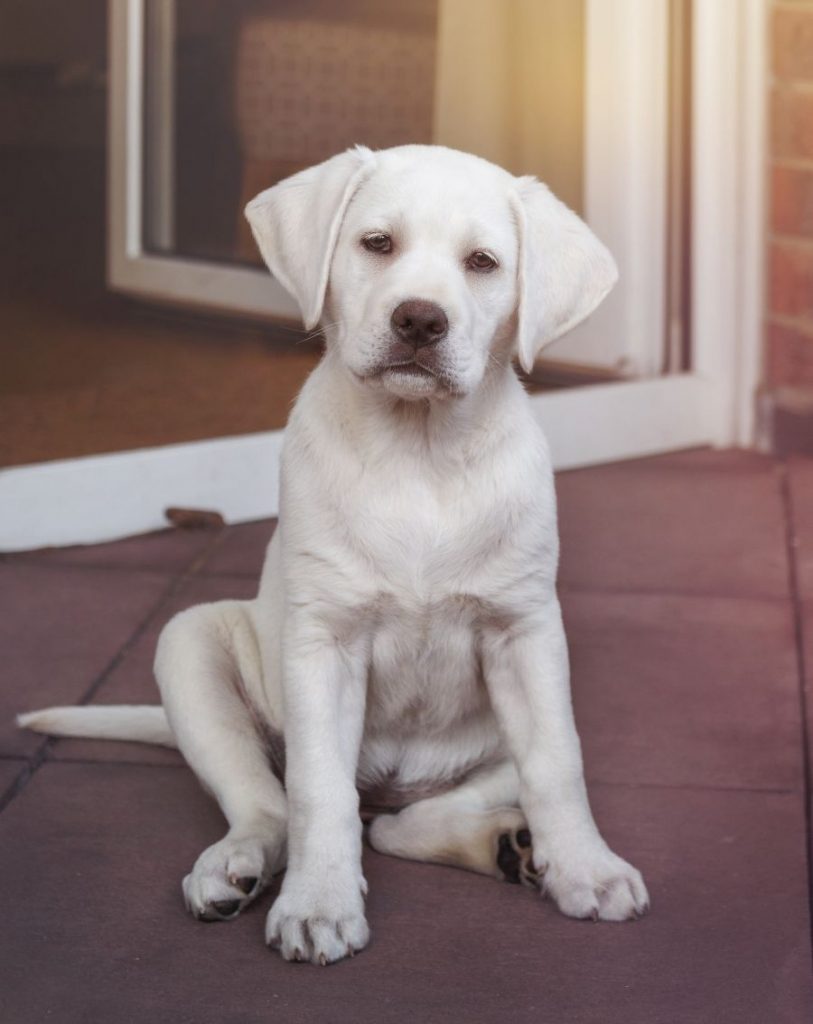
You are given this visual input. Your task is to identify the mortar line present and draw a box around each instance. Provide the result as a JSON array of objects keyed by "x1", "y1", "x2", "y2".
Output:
[
  {"x1": 0, "y1": 526, "x2": 230, "y2": 815},
  {"x1": 778, "y1": 459, "x2": 813, "y2": 967}
]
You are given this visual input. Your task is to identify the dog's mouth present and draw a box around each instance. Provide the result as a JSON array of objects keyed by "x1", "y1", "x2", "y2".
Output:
[
  {"x1": 377, "y1": 361, "x2": 441, "y2": 399},
  {"x1": 383, "y1": 361, "x2": 435, "y2": 379},
  {"x1": 355, "y1": 353, "x2": 460, "y2": 399}
]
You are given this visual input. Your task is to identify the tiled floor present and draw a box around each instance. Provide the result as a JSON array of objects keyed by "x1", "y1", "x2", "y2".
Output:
[{"x1": 1, "y1": 449, "x2": 812, "y2": 1023}]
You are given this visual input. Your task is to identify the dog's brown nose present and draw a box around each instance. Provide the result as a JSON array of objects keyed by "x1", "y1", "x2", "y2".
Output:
[{"x1": 390, "y1": 300, "x2": 449, "y2": 349}]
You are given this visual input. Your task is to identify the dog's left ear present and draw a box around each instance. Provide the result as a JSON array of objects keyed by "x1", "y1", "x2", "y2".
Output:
[
  {"x1": 245, "y1": 146, "x2": 376, "y2": 328},
  {"x1": 510, "y1": 176, "x2": 618, "y2": 374}
]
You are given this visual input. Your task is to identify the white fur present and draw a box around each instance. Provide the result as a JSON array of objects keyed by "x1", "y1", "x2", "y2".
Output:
[{"x1": 20, "y1": 145, "x2": 647, "y2": 964}]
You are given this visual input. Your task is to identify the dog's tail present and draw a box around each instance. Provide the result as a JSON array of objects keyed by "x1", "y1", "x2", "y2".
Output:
[{"x1": 16, "y1": 705, "x2": 177, "y2": 748}]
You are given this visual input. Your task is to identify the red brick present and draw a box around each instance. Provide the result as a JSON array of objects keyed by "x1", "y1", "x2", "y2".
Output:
[
  {"x1": 773, "y1": 6, "x2": 813, "y2": 80},
  {"x1": 769, "y1": 241, "x2": 813, "y2": 318},
  {"x1": 772, "y1": 164, "x2": 813, "y2": 237},
  {"x1": 766, "y1": 320, "x2": 813, "y2": 387},
  {"x1": 771, "y1": 87, "x2": 813, "y2": 160}
]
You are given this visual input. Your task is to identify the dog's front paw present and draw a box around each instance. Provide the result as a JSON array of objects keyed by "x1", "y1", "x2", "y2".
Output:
[
  {"x1": 183, "y1": 828, "x2": 282, "y2": 922},
  {"x1": 265, "y1": 874, "x2": 369, "y2": 964},
  {"x1": 540, "y1": 843, "x2": 649, "y2": 922}
]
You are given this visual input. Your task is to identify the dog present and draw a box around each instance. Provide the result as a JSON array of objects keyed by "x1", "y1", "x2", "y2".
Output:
[{"x1": 19, "y1": 144, "x2": 648, "y2": 964}]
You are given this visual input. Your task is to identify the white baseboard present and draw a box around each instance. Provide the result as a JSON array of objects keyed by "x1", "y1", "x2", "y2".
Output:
[
  {"x1": 0, "y1": 430, "x2": 284, "y2": 552},
  {"x1": 532, "y1": 373, "x2": 716, "y2": 470}
]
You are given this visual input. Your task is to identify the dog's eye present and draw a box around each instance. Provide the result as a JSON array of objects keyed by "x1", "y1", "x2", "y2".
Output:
[
  {"x1": 362, "y1": 233, "x2": 393, "y2": 254},
  {"x1": 466, "y1": 250, "x2": 498, "y2": 272}
]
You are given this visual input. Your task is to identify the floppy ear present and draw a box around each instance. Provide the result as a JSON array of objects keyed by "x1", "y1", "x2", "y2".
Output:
[
  {"x1": 510, "y1": 176, "x2": 618, "y2": 374},
  {"x1": 244, "y1": 146, "x2": 376, "y2": 329}
]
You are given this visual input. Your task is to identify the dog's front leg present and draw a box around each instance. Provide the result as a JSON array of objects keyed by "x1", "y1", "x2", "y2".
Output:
[
  {"x1": 482, "y1": 597, "x2": 649, "y2": 922},
  {"x1": 265, "y1": 617, "x2": 369, "y2": 964}
]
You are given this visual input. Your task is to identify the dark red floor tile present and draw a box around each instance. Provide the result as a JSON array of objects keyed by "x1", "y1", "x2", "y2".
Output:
[
  {"x1": 0, "y1": 758, "x2": 26, "y2": 801},
  {"x1": 789, "y1": 456, "x2": 813, "y2": 600},
  {"x1": 0, "y1": 761, "x2": 809, "y2": 1024},
  {"x1": 1, "y1": 564, "x2": 171, "y2": 756},
  {"x1": 556, "y1": 454, "x2": 788, "y2": 598},
  {"x1": 563, "y1": 591, "x2": 803, "y2": 791},
  {"x1": 48, "y1": 581, "x2": 803, "y2": 791},
  {"x1": 620, "y1": 447, "x2": 778, "y2": 473},
  {"x1": 49, "y1": 575, "x2": 257, "y2": 766},
  {"x1": 801, "y1": 606, "x2": 813, "y2": 804},
  {"x1": 4, "y1": 526, "x2": 217, "y2": 574},
  {"x1": 198, "y1": 519, "x2": 275, "y2": 578}
]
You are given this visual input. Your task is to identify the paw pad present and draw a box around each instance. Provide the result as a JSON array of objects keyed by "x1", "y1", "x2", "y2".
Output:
[
  {"x1": 235, "y1": 876, "x2": 259, "y2": 896},
  {"x1": 211, "y1": 899, "x2": 241, "y2": 919},
  {"x1": 497, "y1": 829, "x2": 541, "y2": 888}
]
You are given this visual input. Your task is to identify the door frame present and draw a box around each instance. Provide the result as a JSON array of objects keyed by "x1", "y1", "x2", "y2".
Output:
[
  {"x1": 107, "y1": 0, "x2": 299, "y2": 321},
  {"x1": 0, "y1": 0, "x2": 767, "y2": 550}
]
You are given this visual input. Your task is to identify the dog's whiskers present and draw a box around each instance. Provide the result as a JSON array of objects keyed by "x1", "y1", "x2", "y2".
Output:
[{"x1": 296, "y1": 319, "x2": 348, "y2": 346}]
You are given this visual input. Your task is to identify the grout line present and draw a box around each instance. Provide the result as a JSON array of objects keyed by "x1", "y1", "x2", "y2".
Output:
[
  {"x1": 770, "y1": 158, "x2": 813, "y2": 173},
  {"x1": 0, "y1": 555, "x2": 254, "y2": 585},
  {"x1": 2, "y1": 522, "x2": 277, "y2": 578},
  {"x1": 778, "y1": 459, "x2": 813, "y2": 966},
  {"x1": 5, "y1": 560, "x2": 792, "y2": 603},
  {"x1": 557, "y1": 582, "x2": 792, "y2": 604},
  {"x1": 46, "y1": 755, "x2": 189, "y2": 770},
  {"x1": 557, "y1": 463, "x2": 778, "y2": 480},
  {"x1": 0, "y1": 742, "x2": 50, "y2": 815},
  {"x1": 766, "y1": 313, "x2": 813, "y2": 339},
  {"x1": 0, "y1": 558, "x2": 180, "y2": 578},
  {"x1": 3, "y1": 750, "x2": 804, "y2": 796},
  {"x1": 0, "y1": 533, "x2": 226, "y2": 575},
  {"x1": 69, "y1": 529, "x2": 230, "y2": 714},
  {"x1": 769, "y1": 233, "x2": 813, "y2": 251},
  {"x1": 585, "y1": 778, "x2": 798, "y2": 796},
  {"x1": 0, "y1": 527, "x2": 229, "y2": 816},
  {"x1": 192, "y1": 525, "x2": 275, "y2": 577},
  {"x1": 194, "y1": 571, "x2": 264, "y2": 584},
  {"x1": 771, "y1": 80, "x2": 813, "y2": 95}
]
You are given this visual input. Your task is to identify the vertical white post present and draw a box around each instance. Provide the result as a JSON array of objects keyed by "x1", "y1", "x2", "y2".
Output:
[
  {"x1": 108, "y1": 0, "x2": 145, "y2": 284},
  {"x1": 692, "y1": 0, "x2": 767, "y2": 447}
]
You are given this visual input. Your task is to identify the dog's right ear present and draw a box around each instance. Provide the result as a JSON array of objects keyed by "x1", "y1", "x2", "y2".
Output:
[{"x1": 245, "y1": 146, "x2": 376, "y2": 329}]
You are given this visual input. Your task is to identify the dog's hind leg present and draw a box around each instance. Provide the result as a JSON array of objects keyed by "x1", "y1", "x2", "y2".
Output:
[
  {"x1": 155, "y1": 600, "x2": 288, "y2": 921},
  {"x1": 367, "y1": 761, "x2": 539, "y2": 888}
]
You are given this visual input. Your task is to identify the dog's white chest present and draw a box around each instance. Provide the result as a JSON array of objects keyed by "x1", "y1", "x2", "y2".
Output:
[{"x1": 364, "y1": 593, "x2": 486, "y2": 735}]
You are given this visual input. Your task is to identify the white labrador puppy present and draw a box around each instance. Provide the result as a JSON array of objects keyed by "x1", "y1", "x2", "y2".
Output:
[{"x1": 20, "y1": 145, "x2": 648, "y2": 964}]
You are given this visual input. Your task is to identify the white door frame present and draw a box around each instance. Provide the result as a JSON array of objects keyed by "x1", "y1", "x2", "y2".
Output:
[
  {"x1": 107, "y1": 0, "x2": 300, "y2": 320},
  {"x1": 0, "y1": 0, "x2": 767, "y2": 551}
]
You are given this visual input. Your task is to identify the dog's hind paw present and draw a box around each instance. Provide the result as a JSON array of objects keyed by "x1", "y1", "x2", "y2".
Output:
[{"x1": 496, "y1": 824, "x2": 541, "y2": 889}]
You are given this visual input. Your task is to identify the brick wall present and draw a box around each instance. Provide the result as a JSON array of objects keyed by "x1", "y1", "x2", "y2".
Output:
[{"x1": 768, "y1": 2, "x2": 813, "y2": 390}]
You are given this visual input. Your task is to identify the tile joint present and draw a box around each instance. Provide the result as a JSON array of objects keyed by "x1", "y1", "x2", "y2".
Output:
[
  {"x1": 779, "y1": 458, "x2": 813, "y2": 966},
  {"x1": 0, "y1": 527, "x2": 229, "y2": 815}
]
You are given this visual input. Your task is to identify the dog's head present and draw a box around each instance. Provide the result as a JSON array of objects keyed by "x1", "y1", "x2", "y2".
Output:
[{"x1": 246, "y1": 145, "x2": 616, "y2": 400}]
